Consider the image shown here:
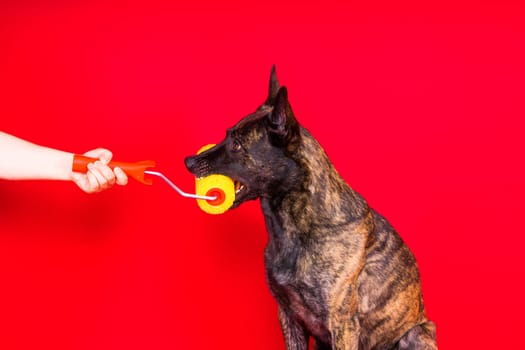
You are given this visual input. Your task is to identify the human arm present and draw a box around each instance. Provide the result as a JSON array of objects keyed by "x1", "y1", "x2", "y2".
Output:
[{"x1": 0, "y1": 131, "x2": 127, "y2": 193}]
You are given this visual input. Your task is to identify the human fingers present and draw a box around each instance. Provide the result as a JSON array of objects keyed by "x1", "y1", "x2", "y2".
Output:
[
  {"x1": 94, "y1": 161, "x2": 117, "y2": 187},
  {"x1": 71, "y1": 172, "x2": 94, "y2": 193},
  {"x1": 87, "y1": 161, "x2": 114, "y2": 191},
  {"x1": 114, "y1": 166, "x2": 128, "y2": 186},
  {"x1": 82, "y1": 169, "x2": 101, "y2": 193}
]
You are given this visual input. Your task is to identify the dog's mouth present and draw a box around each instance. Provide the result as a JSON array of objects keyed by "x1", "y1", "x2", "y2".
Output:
[
  {"x1": 234, "y1": 179, "x2": 246, "y2": 195},
  {"x1": 184, "y1": 155, "x2": 253, "y2": 208},
  {"x1": 231, "y1": 176, "x2": 256, "y2": 208},
  {"x1": 232, "y1": 177, "x2": 251, "y2": 205}
]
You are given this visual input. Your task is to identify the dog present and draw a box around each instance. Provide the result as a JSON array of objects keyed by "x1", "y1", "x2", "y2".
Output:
[{"x1": 185, "y1": 66, "x2": 437, "y2": 350}]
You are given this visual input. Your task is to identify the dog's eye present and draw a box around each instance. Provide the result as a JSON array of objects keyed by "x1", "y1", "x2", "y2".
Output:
[{"x1": 231, "y1": 140, "x2": 242, "y2": 152}]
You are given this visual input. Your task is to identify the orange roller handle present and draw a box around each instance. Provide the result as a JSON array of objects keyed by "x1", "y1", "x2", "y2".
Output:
[{"x1": 72, "y1": 155, "x2": 156, "y2": 185}]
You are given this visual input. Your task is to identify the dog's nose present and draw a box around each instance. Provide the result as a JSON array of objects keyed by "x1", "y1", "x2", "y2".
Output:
[
  {"x1": 184, "y1": 156, "x2": 197, "y2": 173},
  {"x1": 184, "y1": 154, "x2": 212, "y2": 178}
]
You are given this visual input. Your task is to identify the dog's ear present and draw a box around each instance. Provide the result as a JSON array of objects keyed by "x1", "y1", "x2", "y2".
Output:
[
  {"x1": 267, "y1": 87, "x2": 300, "y2": 149},
  {"x1": 268, "y1": 86, "x2": 288, "y2": 133},
  {"x1": 264, "y1": 65, "x2": 280, "y2": 106}
]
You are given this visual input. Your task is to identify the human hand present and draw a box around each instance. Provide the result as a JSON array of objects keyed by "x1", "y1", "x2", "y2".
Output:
[{"x1": 71, "y1": 148, "x2": 128, "y2": 193}]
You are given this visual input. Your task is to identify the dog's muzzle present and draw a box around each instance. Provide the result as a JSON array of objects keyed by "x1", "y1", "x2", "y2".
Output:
[{"x1": 184, "y1": 155, "x2": 211, "y2": 178}]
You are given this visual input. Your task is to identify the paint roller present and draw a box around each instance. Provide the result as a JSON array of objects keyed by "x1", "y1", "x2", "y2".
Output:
[{"x1": 71, "y1": 144, "x2": 234, "y2": 214}]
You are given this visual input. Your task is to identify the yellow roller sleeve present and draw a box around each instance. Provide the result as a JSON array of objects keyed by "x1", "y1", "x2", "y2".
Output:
[{"x1": 195, "y1": 144, "x2": 235, "y2": 215}]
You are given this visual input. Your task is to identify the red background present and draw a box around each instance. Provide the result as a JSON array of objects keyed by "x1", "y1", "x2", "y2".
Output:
[{"x1": 1, "y1": 1, "x2": 524, "y2": 349}]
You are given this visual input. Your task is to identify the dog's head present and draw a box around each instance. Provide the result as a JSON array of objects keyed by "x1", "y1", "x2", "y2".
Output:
[{"x1": 184, "y1": 66, "x2": 304, "y2": 209}]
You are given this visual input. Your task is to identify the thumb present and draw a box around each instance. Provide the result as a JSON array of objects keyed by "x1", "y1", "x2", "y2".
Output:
[{"x1": 83, "y1": 148, "x2": 113, "y2": 164}]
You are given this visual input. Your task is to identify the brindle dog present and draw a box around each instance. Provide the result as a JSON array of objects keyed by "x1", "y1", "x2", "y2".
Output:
[{"x1": 185, "y1": 67, "x2": 437, "y2": 350}]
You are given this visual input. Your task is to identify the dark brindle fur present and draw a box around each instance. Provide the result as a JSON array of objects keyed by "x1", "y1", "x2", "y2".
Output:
[{"x1": 185, "y1": 67, "x2": 437, "y2": 350}]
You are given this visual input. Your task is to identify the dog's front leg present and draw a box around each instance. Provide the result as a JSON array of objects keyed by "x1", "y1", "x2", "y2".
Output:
[
  {"x1": 329, "y1": 282, "x2": 362, "y2": 350},
  {"x1": 278, "y1": 307, "x2": 309, "y2": 350},
  {"x1": 330, "y1": 315, "x2": 361, "y2": 350}
]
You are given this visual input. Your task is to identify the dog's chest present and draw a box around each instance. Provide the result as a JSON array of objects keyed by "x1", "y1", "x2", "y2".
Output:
[
  {"x1": 264, "y1": 241, "x2": 332, "y2": 342},
  {"x1": 261, "y1": 201, "x2": 336, "y2": 341}
]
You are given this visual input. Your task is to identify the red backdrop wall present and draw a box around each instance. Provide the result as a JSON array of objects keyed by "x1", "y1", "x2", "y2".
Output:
[{"x1": 1, "y1": 1, "x2": 524, "y2": 349}]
